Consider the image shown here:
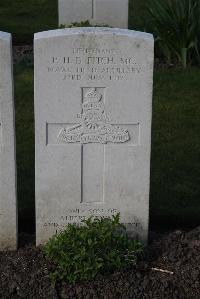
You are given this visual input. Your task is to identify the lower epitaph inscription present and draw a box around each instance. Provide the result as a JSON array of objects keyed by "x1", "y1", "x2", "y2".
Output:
[{"x1": 43, "y1": 207, "x2": 143, "y2": 237}]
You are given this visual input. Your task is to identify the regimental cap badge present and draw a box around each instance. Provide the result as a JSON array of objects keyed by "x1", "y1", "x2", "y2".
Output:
[{"x1": 58, "y1": 87, "x2": 130, "y2": 144}]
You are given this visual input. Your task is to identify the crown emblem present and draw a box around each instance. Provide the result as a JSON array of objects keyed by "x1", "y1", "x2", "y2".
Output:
[
  {"x1": 82, "y1": 88, "x2": 104, "y2": 113},
  {"x1": 85, "y1": 88, "x2": 102, "y2": 102}
]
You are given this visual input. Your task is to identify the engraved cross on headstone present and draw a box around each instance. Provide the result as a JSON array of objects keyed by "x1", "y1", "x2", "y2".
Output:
[
  {"x1": 86, "y1": 0, "x2": 95, "y2": 20},
  {"x1": 56, "y1": 88, "x2": 139, "y2": 204},
  {"x1": 91, "y1": 0, "x2": 95, "y2": 19}
]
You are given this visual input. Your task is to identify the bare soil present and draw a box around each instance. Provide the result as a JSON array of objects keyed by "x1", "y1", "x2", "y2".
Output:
[{"x1": 0, "y1": 227, "x2": 200, "y2": 299}]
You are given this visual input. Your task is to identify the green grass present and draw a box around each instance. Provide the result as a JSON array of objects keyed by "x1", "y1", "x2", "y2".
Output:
[
  {"x1": 0, "y1": 0, "x2": 57, "y2": 44},
  {"x1": 151, "y1": 68, "x2": 200, "y2": 227},
  {"x1": 15, "y1": 62, "x2": 200, "y2": 230}
]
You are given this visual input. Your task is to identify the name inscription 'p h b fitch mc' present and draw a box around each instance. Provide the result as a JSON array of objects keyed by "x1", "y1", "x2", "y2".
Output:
[{"x1": 47, "y1": 87, "x2": 140, "y2": 204}]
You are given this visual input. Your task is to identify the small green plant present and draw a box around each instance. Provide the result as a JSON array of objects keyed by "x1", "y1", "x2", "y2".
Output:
[
  {"x1": 59, "y1": 20, "x2": 109, "y2": 29},
  {"x1": 59, "y1": 20, "x2": 92, "y2": 28},
  {"x1": 147, "y1": 0, "x2": 200, "y2": 68},
  {"x1": 44, "y1": 214, "x2": 143, "y2": 284}
]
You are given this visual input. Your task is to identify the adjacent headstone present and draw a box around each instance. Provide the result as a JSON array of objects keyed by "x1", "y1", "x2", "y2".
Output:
[
  {"x1": 34, "y1": 28, "x2": 154, "y2": 245},
  {"x1": 0, "y1": 32, "x2": 17, "y2": 251},
  {"x1": 58, "y1": 0, "x2": 129, "y2": 28}
]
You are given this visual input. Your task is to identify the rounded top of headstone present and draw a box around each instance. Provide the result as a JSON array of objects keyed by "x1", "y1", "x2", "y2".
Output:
[
  {"x1": 34, "y1": 27, "x2": 153, "y2": 42},
  {"x1": 0, "y1": 31, "x2": 11, "y2": 41}
]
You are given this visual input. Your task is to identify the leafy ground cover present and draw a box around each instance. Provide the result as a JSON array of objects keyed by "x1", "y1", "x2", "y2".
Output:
[
  {"x1": 14, "y1": 56, "x2": 200, "y2": 231},
  {"x1": 44, "y1": 215, "x2": 142, "y2": 284}
]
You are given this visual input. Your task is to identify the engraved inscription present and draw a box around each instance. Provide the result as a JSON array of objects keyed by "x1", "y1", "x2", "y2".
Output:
[
  {"x1": 58, "y1": 88, "x2": 130, "y2": 144},
  {"x1": 43, "y1": 206, "x2": 143, "y2": 236},
  {"x1": 47, "y1": 48, "x2": 148, "y2": 81}
]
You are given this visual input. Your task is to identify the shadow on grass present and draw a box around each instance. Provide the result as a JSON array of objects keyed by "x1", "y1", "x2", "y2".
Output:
[{"x1": 150, "y1": 68, "x2": 200, "y2": 228}]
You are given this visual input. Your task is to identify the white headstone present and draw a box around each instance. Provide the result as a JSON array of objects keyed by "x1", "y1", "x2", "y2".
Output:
[
  {"x1": 0, "y1": 31, "x2": 17, "y2": 251},
  {"x1": 58, "y1": 0, "x2": 129, "y2": 28},
  {"x1": 34, "y1": 28, "x2": 154, "y2": 245}
]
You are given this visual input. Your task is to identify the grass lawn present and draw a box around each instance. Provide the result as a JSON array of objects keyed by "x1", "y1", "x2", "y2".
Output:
[
  {"x1": 15, "y1": 61, "x2": 200, "y2": 231},
  {"x1": 151, "y1": 68, "x2": 200, "y2": 228},
  {"x1": 0, "y1": 0, "x2": 58, "y2": 44},
  {"x1": 0, "y1": 0, "x2": 147, "y2": 44}
]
